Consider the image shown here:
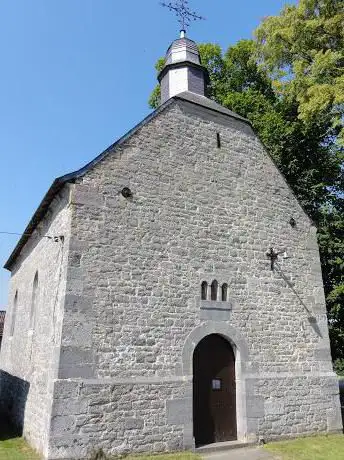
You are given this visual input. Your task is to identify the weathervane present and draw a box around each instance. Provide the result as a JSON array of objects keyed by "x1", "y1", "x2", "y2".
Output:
[{"x1": 160, "y1": 0, "x2": 205, "y2": 37}]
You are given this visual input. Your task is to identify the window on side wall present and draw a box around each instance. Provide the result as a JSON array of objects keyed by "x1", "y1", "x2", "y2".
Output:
[
  {"x1": 10, "y1": 290, "x2": 18, "y2": 337},
  {"x1": 30, "y1": 272, "x2": 39, "y2": 330}
]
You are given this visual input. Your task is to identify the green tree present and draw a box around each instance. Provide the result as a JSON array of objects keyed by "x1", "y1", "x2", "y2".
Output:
[
  {"x1": 255, "y1": 0, "x2": 344, "y2": 370},
  {"x1": 256, "y1": 0, "x2": 344, "y2": 145},
  {"x1": 148, "y1": 58, "x2": 165, "y2": 110},
  {"x1": 150, "y1": 39, "x2": 342, "y2": 213},
  {"x1": 149, "y1": 1, "x2": 343, "y2": 370},
  {"x1": 318, "y1": 203, "x2": 344, "y2": 372}
]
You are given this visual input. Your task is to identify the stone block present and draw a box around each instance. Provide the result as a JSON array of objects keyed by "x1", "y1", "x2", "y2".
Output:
[
  {"x1": 69, "y1": 238, "x2": 89, "y2": 252},
  {"x1": 166, "y1": 398, "x2": 192, "y2": 425},
  {"x1": 67, "y1": 267, "x2": 83, "y2": 280},
  {"x1": 64, "y1": 294, "x2": 93, "y2": 313},
  {"x1": 265, "y1": 401, "x2": 285, "y2": 416},
  {"x1": 72, "y1": 188, "x2": 105, "y2": 208},
  {"x1": 327, "y1": 401, "x2": 343, "y2": 432},
  {"x1": 199, "y1": 295, "x2": 232, "y2": 321},
  {"x1": 48, "y1": 435, "x2": 89, "y2": 460},
  {"x1": 314, "y1": 348, "x2": 332, "y2": 362},
  {"x1": 58, "y1": 347, "x2": 96, "y2": 379},
  {"x1": 52, "y1": 398, "x2": 88, "y2": 417},
  {"x1": 50, "y1": 415, "x2": 76, "y2": 434},
  {"x1": 59, "y1": 365, "x2": 96, "y2": 379},
  {"x1": 125, "y1": 418, "x2": 144, "y2": 430},
  {"x1": 246, "y1": 396, "x2": 265, "y2": 418},
  {"x1": 61, "y1": 315, "x2": 93, "y2": 347},
  {"x1": 200, "y1": 308, "x2": 231, "y2": 321},
  {"x1": 183, "y1": 422, "x2": 195, "y2": 449},
  {"x1": 53, "y1": 380, "x2": 81, "y2": 399}
]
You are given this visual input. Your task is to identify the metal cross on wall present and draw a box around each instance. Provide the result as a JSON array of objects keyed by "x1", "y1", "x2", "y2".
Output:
[
  {"x1": 160, "y1": 0, "x2": 205, "y2": 34},
  {"x1": 266, "y1": 248, "x2": 283, "y2": 271}
]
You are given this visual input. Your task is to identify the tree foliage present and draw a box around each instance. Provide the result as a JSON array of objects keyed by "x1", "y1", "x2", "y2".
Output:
[
  {"x1": 254, "y1": 0, "x2": 344, "y2": 370},
  {"x1": 148, "y1": 58, "x2": 165, "y2": 109},
  {"x1": 256, "y1": 0, "x2": 344, "y2": 145},
  {"x1": 149, "y1": 0, "x2": 344, "y2": 370}
]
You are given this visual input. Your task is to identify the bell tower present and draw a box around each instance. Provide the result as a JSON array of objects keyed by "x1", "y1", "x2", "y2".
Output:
[
  {"x1": 158, "y1": 31, "x2": 210, "y2": 104},
  {"x1": 159, "y1": 1, "x2": 209, "y2": 104}
]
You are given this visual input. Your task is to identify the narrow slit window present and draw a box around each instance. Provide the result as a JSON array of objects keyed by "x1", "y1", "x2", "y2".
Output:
[
  {"x1": 217, "y1": 133, "x2": 221, "y2": 148},
  {"x1": 30, "y1": 271, "x2": 39, "y2": 329},
  {"x1": 222, "y1": 283, "x2": 228, "y2": 302},
  {"x1": 201, "y1": 281, "x2": 208, "y2": 300},
  {"x1": 10, "y1": 291, "x2": 18, "y2": 337},
  {"x1": 211, "y1": 280, "x2": 218, "y2": 301}
]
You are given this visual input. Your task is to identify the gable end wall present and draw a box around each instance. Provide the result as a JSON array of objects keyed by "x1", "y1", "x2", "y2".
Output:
[{"x1": 47, "y1": 101, "x2": 341, "y2": 459}]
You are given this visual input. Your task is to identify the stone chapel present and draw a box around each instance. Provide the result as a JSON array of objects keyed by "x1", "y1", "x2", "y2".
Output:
[{"x1": 0, "y1": 33, "x2": 342, "y2": 460}]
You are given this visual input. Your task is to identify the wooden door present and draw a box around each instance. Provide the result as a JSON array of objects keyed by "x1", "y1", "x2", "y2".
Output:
[{"x1": 193, "y1": 334, "x2": 237, "y2": 446}]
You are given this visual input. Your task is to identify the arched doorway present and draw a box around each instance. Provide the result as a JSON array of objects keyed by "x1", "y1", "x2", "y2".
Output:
[{"x1": 193, "y1": 334, "x2": 237, "y2": 446}]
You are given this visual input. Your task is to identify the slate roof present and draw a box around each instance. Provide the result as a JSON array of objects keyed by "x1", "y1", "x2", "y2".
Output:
[
  {"x1": 4, "y1": 93, "x2": 250, "y2": 271},
  {"x1": 0, "y1": 311, "x2": 6, "y2": 337},
  {"x1": 165, "y1": 37, "x2": 199, "y2": 63},
  {"x1": 176, "y1": 92, "x2": 248, "y2": 122}
]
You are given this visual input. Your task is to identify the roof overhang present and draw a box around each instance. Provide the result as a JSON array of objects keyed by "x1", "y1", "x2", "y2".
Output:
[
  {"x1": 158, "y1": 60, "x2": 210, "y2": 85},
  {"x1": 6, "y1": 93, "x2": 311, "y2": 270},
  {"x1": 4, "y1": 99, "x2": 176, "y2": 271}
]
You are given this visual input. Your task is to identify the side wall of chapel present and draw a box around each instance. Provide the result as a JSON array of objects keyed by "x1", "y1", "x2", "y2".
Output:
[{"x1": 0, "y1": 186, "x2": 72, "y2": 458}]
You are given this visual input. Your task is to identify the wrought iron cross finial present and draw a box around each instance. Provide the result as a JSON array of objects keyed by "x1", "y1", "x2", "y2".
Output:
[
  {"x1": 160, "y1": 0, "x2": 205, "y2": 35},
  {"x1": 266, "y1": 247, "x2": 285, "y2": 271}
]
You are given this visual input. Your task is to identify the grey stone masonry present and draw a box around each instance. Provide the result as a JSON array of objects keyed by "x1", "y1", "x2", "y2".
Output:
[
  {"x1": 0, "y1": 186, "x2": 72, "y2": 457},
  {"x1": 1, "y1": 93, "x2": 341, "y2": 459},
  {"x1": 49, "y1": 378, "x2": 192, "y2": 459}
]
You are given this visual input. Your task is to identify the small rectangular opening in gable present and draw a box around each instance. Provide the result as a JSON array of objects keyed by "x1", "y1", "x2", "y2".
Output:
[{"x1": 217, "y1": 133, "x2": 221, "y2": 148}]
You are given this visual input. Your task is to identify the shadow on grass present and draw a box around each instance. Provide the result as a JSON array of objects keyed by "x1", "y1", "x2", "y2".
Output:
[
  {"x1": 0, "y1": 371, "x2": 30, "y2": 441},
  {"x1": 0, "y1": 414, "x2": 22, "y2": 441}
]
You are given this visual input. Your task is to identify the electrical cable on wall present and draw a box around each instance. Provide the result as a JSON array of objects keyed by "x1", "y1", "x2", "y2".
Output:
[{"x1": 0, "y1": 231, "x2": 64, "y2": 242}]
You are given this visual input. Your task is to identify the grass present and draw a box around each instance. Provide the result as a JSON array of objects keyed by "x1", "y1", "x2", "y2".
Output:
[
  {"x1": 265, "y1": 434, "x2": 344, "y2": 460},
  {"x1": 0, "y1": 436, "x2": 40, "y2": 460},
  {"x1": 88, "y1": 453, "x2": 200, "y2": 460},
  {"x1": 117, "y1": 455, "x2": 199, "y2": 460},
  {"x1": 2, "y1": 434, "x2": 344, "y2": 460},
  {"x1": 0, "y1": 418, "x2": 39, "y2": 460},
  {"x1": 0, "y1": 440, "x2": 200, "y2": 460}
]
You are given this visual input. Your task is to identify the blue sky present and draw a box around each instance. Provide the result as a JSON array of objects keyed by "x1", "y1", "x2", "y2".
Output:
[{"x1": 0, "y1": 0, "x2": 297, "y2": 308}]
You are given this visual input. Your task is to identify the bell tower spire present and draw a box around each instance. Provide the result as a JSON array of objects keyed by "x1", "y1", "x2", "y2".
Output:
[{"x1": 159, "y1": 1, "x2": 209, "y2": 104}]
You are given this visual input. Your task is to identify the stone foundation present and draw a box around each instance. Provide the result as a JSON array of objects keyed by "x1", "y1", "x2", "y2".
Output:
[
  {"x1": 48, "y1": 378, "x2": 193, "y2": 459},
  {"x1": 45, "y1": 372, "x2": 342, "y2": 459},
  {"x1": 245, "y1": 374, "x2": 342, "y2": 440}
]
